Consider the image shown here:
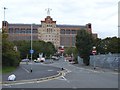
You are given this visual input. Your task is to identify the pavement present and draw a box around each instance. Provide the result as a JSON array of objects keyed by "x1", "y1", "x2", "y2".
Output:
[{"x1": 72, "y1": 63, "x2": 119, "y2": 74}]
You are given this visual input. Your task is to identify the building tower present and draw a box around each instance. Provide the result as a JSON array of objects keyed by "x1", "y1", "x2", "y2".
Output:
[{"x1": 38, "y1": 8, "x2": 60, "y2": 48}]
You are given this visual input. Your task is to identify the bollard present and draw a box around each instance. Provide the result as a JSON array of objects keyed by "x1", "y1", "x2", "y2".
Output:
[
  {"x1": 30, "y1": 69, "x2": 32, "y2": 73},
  {"x1": 62, "y1": 68, "x2": 64, "y2": 70}
]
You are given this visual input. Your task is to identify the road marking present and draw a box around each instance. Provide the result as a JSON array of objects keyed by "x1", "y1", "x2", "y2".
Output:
[
  {"x1": 47, "y1": 70, "x2": 53, "y2": 72},
  {"x1": 58, "y1": 76, "x2": 70, "y2": 83},
  {"x1": 21, "y1": 67, "x2": 30, "y2": 73},
  {"x1": 61, "y1": 76, "x2": 67, "y2": 81}
]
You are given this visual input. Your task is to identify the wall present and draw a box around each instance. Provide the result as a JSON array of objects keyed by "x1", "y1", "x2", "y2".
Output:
[
  {"x1": 90, "y1": 54, "x2": 119, "y2": 71},
  {"x1": 78, "y1": 54, "x2": 119, "y2": 71}
]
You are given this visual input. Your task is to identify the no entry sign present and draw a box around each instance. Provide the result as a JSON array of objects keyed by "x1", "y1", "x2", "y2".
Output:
[{"x1": 92, "y1": 50, "x2": 96, "y2": 55}]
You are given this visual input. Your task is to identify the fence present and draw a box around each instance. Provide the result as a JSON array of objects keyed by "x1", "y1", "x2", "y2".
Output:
[{"x1": 78, "y1": 54, "x2": 120, "y2": 71}]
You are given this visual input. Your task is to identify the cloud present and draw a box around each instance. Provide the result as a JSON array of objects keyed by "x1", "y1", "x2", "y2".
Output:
[{"x1": 0, "y1": 0, "x2": 119, "y2": 39}]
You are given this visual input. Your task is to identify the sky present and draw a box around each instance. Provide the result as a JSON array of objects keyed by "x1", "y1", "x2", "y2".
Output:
[{"x1": 0, "y1": 0, "x2": 119, "y2": 39}]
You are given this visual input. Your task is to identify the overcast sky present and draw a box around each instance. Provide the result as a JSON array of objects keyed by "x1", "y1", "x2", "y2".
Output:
[{"x1": 0, "y1": 0, "x2": 119, "y2": 39}]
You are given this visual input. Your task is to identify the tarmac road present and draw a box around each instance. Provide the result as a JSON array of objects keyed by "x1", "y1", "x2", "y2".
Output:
[{"x1": 2, "y1": 61, "x2": 62, "y2": 82}]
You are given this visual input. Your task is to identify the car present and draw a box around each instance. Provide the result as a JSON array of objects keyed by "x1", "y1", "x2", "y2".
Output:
[
  {"x1": 21, "y1": 59, "x2": 30, "y2": 62},
  {"x1": 40, "y1": 57, "x2": 45, "y2": 62},
  {"x1": 51, "y1": 56, "x2": 59, "y2": 60},
  {"x1": 34, "y1": 57, "x2": 45, "y2": 62}
]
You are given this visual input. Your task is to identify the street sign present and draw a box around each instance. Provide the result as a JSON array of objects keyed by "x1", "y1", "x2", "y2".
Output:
[
  {"x1": 92, "y1": 50, "x2": 96, "y2": 55},
  {"x1": 59, "y1": 48, "x2": 64, "y2": 53},
  {"x1": 60, "y1": 49, "x2": 64, "y2": 52},
  {"x1": 30, "y1": 50, "x2": 34, "y2": 54}
]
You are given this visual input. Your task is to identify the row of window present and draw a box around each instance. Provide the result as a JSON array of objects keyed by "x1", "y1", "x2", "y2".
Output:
[
  {"x1": 45, "y1": 38, "x2": 59, "y2": 41},
  {"x1": 9, "y1": 28, "x2": 37, "y2": 30},
  {"x1": 45, "y1": 35, "x2": 58, "y2": 38},
  {"x1": 60, "y1": 36, "x2": 75, "y2": 46},
  {"x1": 8, "y1": 29, "x2": 38, "y2": 33},
  {"x1": 60, "y1": 29, "x2": 78, "y2": 34},
  {"x1": 3, "y1": 22, "x2": 7, "y2": 26},
  {"x1": 8, "y1": 28, "x2": 78, "y2": 34},
  {"x1": 42, "y1": 25, "x2": 56, "y2": 28},
  {"x1": 9, "y1": 36, "x2": 38, "y2": 40}
]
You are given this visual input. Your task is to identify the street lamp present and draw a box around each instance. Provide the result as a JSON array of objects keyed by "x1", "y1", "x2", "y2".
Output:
[
  {"x1": 30, "y1": 24, "x2": 33, "y2": 73},
  {"x1": 3, "y1": 7, "x2": 7, "y2": 29},
  {"x1": 92, "y1": 46, "x2": 97, "y2": 70}
]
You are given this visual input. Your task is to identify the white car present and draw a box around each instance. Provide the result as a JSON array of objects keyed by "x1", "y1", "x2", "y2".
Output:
[
  {"x1": 34, "y1": 58, "x2": 45, "y2": 62},
  {"x1": 51, "y1": 56, "x2": 59, "y2": 60}
]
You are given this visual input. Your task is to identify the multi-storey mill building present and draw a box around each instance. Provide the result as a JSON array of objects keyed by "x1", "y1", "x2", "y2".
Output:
[{"x1": 2, "y1": 15, "x2": 97, "y2": 48}]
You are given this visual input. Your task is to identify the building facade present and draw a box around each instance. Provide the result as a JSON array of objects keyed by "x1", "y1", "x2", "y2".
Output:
[
  {"x1": 2, "y1": 15, "x2": 97, "y2": 47},
  {"x1": 38, "y1": 16, "x2": 60, "y2": 47}
]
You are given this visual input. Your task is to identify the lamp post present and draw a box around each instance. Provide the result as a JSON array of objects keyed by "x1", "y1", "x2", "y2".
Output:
[
  {"x1": 30, "y1": 24, "x2": 33, "y2": 73},
  {"x1": 3, "y1": 7, "x2": 7, "y2": 29},
  {"x1": 92, "y1": 46, "x2": 96, "y2": 70}
]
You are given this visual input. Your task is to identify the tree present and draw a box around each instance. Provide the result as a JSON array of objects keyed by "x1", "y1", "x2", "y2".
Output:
[
  {"x1": 13, "y1": 40, "x2": 56, "y2": 59},
  {"x1": 64, "y1": 47, "x2": 78, "y2": 63},
  {"x1": 76, "y1": 30, "x2": 94, "y2": 65},
  {"x1": 2, "y1": 30, "x2": 21, "y2": 67},
  {"x1": 95, "y1": 37, "x2": 120, "y2": 54}
]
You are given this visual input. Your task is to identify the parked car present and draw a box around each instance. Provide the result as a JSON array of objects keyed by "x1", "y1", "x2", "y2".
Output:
[
  {"x1": 65, "y1": 56, "x2": 75, "y2": 63},
  {"x1": 51, "y1": 56, "x2": 59, "y2": 60},
  {"x1": 34, "y1": 57, "x2": 45, "y2": 62},
  {"x1": 21, "y1": 59, "x2": 30, "y2": 62}
]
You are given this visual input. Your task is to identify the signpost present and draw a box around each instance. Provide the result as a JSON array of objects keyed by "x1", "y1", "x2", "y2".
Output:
[
  {"x1": 92, "y1": 46, "x2": 97, "y2": 70},
  {"x1": 58, "y1": 46, "x2": 64, "y2": 60},
  {"x1": 92, "y1": 50, "x2": 96, "y2": 55},
  {"x1": 60, "y1": 48, "x2": 64, "y2": 53},
  {"x1": 30, "y1": 49, "x2": 34, "y2": 54}
]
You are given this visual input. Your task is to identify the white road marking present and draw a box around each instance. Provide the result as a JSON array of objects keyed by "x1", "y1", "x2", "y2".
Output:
[
  {"x1": 21, "y1": 67, "x2": 30, "y2": 73},
  {"x1": 47, "y1": 70, "x2": 53, "y2": 72},
  {"x1": 61, "y1": 76, "x2": 67, "y2": 81}
]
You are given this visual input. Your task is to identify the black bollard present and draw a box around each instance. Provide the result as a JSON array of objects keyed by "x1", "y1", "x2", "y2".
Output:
[
  {"x1": 62, "y1": 68, "x2": 64, "y2": 70},
  {"x1": 30, "y1": 69, "x2": 32, "y2": 73}
]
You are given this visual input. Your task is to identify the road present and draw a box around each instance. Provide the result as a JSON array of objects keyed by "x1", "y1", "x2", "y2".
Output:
[
  {"x1": 2, "y1": 60, "x2": 62, "y2": 81},
  {"x1": 2, "y1": 57, "x2": 118, "y2": 89}
]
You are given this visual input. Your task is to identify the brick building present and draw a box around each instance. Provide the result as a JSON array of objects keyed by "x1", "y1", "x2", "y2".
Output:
[{"x1": 2, "y1": 15, "x2": 97, "y2": 47}]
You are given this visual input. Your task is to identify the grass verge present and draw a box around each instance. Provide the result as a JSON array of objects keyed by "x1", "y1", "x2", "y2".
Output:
[{"x1": 2, "y1": 66, "x2": 16, "y2": 74}]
